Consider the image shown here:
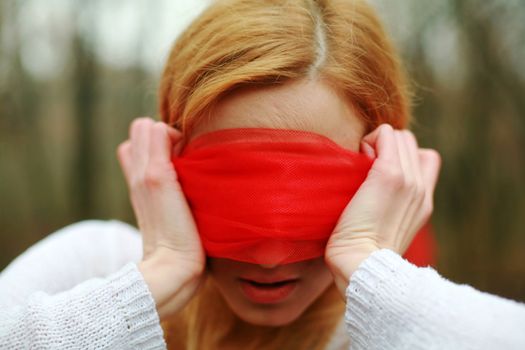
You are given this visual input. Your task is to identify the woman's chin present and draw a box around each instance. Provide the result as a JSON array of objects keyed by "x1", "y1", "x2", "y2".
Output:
[{"x1": 233, "y1": 306, "x2": 302, "y2": 327}]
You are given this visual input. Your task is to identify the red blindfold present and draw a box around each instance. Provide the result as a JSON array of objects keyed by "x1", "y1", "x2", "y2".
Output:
[{"x1": 172, "y1": 128, "x2": 435, "y2": 266}]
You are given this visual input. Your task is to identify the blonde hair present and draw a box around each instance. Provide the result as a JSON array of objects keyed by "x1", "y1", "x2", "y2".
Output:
[
  {"x1": 158, "y1": 0, "x2": 411, "y2": 348},
  {"x1": 162, "y1": 277, "x2": 344, "y2": 349}
]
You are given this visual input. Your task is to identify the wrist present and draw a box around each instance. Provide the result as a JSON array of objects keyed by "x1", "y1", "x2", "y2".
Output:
[
  {"x1": 138, "y1": 250, "x2": 201, "y2": 320},
  {"x1": 325, "y1": 245, "x2": 378, "y2": 298}
]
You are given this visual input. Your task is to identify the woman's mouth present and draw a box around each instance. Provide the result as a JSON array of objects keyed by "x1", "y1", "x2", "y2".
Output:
[{"x1": 238, "y1": 278, "x2": 299, "y2": 304}]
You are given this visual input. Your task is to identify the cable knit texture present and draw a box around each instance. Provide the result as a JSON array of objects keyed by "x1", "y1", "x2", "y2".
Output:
[{"x1": 345, "y1": 249, "x2": 525, "y2": 350}]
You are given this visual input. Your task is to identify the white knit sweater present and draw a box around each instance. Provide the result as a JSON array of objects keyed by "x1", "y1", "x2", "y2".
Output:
[{"x1": 0, "y1": 220, "x2": 524, "y2": 349}]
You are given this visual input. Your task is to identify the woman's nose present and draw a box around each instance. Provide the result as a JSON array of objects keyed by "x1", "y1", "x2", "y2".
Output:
[{"x1": 250, "y1": 240, "x2": 290, "y2": 266}]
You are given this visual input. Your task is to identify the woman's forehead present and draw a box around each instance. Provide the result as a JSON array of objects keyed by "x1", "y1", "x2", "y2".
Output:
[{"x1": 187, "y1": 78, "x2": 366, "y2": 152}]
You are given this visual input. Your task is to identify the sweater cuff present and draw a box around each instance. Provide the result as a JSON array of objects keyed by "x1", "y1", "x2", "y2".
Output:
[
  {"x1": 344, "y1": 249, "x2": 419, "y2": 349},
  {"x1": 107, "y1": 262, "x2": 167, "y2": 349}
]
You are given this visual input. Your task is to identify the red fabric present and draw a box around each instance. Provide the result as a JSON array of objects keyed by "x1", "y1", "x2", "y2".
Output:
[
  {"x1": 404, "y1": 223, "x2": 437, "y2": 267},
  {"x1": 172, "y1": 127, "x2": 435, "y2": 266}
]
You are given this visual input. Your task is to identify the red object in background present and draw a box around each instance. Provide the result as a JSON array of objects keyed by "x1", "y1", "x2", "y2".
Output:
[
  {"x1": 173, "y1": 127, "x2": 437, "y2": 266},
  {"x1": 404, "y1": 222, "x2": 437, "y2": 267}
]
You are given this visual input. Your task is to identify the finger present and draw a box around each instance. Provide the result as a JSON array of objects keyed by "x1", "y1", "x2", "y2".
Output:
[
  {"x1": 395, "y1": 130, "x2": 412, "y2": 183},
  {"x1": 362, "y1": 124, "x2": 400, "y2": 164},
  {"x1": 149, "y1": 122, "x2": 186, "y2": 165},
  {"x1": 130, "y1": 117, "x2": 155, "y2": 172},
  {"x1": 419, "y1": 149, "x2": 442, "y2": 196},
  {"x1": 173, "y1": 139, "x2": 186, "y2": 158},
  {"x1": 116, "y1": 140, "x2": 133, "y2": 186},
  {"x1": 164, "y1": 124, "x2": 183, "y2": 141},
  {"x1": 397, "y1": 131, "x2": 426, "y2": 251},
  {"x1": 405, "y1": 149, "x2": 441, "y2": 244},
  {"x1": 360, "y1": 141, "x2": 376, "y2": 159},
  {"x1": 391, "y1": 130, "x2": 417, "y2": 249},
  {"x1": 149, "y1": 122, "x2": 173, "y2": 166},
  {"x1": 402, "y1": 130, "x2": 424, "y2": 190},
  {"x1": 361, "y1": 126, "x2": 406, "y2": 246},
  {"x1": 163, "y1": 124, "x2": 186, "y2": 157}
]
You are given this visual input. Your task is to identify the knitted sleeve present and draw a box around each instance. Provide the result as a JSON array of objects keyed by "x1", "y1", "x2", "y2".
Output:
[
  {"x1": 0, "y1": 262, "x2": 166, "y2": 349},
  {"x1": 344, "y1": 249, "x2": 525, "y2": 350},
  {"x1": 0, "y1": 220, "x2": 167, "y2": 349}
]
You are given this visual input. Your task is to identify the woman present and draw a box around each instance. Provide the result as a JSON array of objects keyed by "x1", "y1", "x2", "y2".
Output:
[
  {"x1": 121, "y1": 0, "x2": 435, "y2": 347},
  {"x1": 1, "y1": 0, "x2": 524, "y2": 349}
]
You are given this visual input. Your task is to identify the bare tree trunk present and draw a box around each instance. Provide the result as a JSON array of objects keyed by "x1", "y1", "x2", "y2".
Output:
[{"x1": 70, "y1": 22, "x2": 98, "y2": 221}]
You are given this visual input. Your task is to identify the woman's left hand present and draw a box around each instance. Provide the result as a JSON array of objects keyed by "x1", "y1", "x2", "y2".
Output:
[{"x1": 325, "y1": 124, "x2": 441, "y2": 296}]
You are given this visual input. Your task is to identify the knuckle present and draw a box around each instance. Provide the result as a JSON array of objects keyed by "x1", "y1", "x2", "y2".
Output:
[
  {"x1": 403, "y1": 178, "x2": 416, "y2": 192},
  {"x1": 377, "y1": 124, "x2": 394, "y2": 138},
  {"x1": 422, "y1": 149, "x2": 442, "y2": 165},
  {"x1": 116, "y1": 145, "x2": 130, "y2": 165},
  {"x1": 431, "y1": 150, "x2": 442, "y2": 167},
  {"x1": 422, "y1": 200, "x2": 434, "y2": 217},
  {"x1": 117, "y1": 141, "x2": 129, "y2": 156},
  {"x1": 414, "y1": 183, "x2": 425, "y2": 199},
  {"x1": 153, "y1": 120, "x2": 165, "y2": 128},
  {"x1": 380, "y1": 123, "x2": 393, "y2": 133},
  {"x1": 131, "y1": 118, "x2": 144, "y2": 129},
  {"x1": 426, "y1": 148, "x2": 440, "y2": 159},
  {"x1": 142, "y1": 117, "x2": 156, "y2": 127},
  {"x1": 152, "y1": 121, "x2": 167, "y2": 134},
  {"x1": 142, "y1": 167, "x2": 164, "y2": 188},
  {"x1": 403, "y1": 129, "x2": 416, "y2": 140},
  {"x1": 138, "y1": 116, "x2": 154, "y2": 123},
  {"x1": 405, "y1": 179, "x2": 425, "y2": 199},
  {"x1": 130, "y1": 117, "x2": 154, "y2": 132},
  {"x1": 385, "y1": 168, "x2": 404, "y2": 189},
  {"x1": 130, "y1": 120, "x2": 141, "y2": 135},
  {"x1": 404, "y1": 131, "x2": 419, "y2": 147}
]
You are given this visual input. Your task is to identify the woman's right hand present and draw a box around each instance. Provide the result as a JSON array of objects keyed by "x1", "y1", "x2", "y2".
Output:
[{"x1": 116, "y1": 117, "x2": 205, "y2": 320}]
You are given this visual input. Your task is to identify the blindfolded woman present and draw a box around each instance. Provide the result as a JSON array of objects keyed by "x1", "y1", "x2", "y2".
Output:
[{"x1": 2, "y1": 1, "x2": 524, "y2": 349}]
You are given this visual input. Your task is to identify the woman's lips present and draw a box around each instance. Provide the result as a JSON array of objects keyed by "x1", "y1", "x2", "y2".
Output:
[{"x1": 238, "y1": 278, "x2": 299, "y2": 304}]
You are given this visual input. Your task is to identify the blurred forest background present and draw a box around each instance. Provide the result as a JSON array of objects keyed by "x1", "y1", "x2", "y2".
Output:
[{"x1": 1, "y1": 0, "x2": 524, "y2": 301}]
